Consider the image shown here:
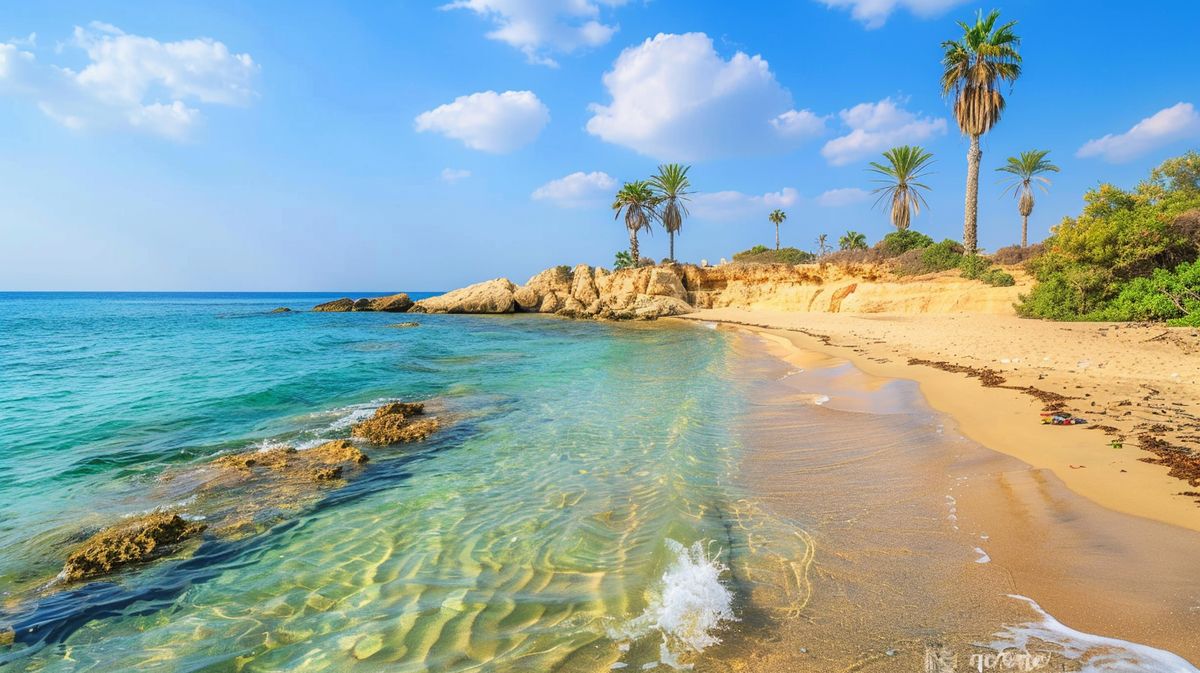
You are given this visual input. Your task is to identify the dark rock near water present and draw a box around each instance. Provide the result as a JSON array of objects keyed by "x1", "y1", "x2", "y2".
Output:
[
  {"x1": 387, "y1": 322, "x2": 420, "y2": 328},
  {"x1": 311, "y1": 293, "x2": 414, "y2": 313},
  {"x1": 313, "y1": 298, "x2": 355, "y2": 312},
  {"x1": 270, "y1": 307, "x2": 292, "y2": 313}
]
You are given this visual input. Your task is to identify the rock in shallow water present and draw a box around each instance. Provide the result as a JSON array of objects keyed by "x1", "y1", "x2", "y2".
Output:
[
  {"x1": 62, "y1": 512, "x2": 206, "y2": 582},
  {"x1": 350, "y1": 402, "x2": 439, "y2": 445},
  {"x1": 311, "y1": 293, "x2": 413, "y2": 313},
  {"x1": 411, "y1": 278, "x2": 516, "y2": 314}
]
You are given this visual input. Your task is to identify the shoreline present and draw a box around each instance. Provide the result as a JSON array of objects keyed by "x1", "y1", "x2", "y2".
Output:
[
  {"x1": 719, "y1": 322, "x2": 1200, "y2": 668},
  {"x1": 673, "y1": 309, "x2": 1200, "y2": 533}
]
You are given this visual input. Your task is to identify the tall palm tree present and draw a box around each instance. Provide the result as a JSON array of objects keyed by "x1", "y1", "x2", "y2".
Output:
[
  {"x1": 839, "y1": 231, "x2": 867, "y2": 250},
  {"x1": 997, "y1": 150, "x2": 1059, "y2": 247},
  {"x1": 769, "y1": 209, "x2": 787, "y2": 250},
  {"x1": 868, "y1": 145, "x2": 935, "y2": 231},
  {"x1": 941, "y1": 9, "x2": 1022, "y2": 255},
  {"x1": 612, "y1": 181, "x2": 659, "y2": 264},
  {"x1": 649, "y1": 163, "x2": 692, "y2": 262}
]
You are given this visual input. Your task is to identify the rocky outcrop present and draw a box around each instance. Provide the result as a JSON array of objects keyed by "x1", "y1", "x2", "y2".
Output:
[
  {"x1": 312, "y1": 293, "x2": 413, "y2": 313},
  {"x1": 386, "y1": 322, "x2": 420, "y2": 328},
  {"x1": 62, "y1": 512, "x2": 206, "y2": 582},
  {"x1": 350, "y1": 402, "x2": 439, "y2": 445},
  {"x1": 411, "y1": 279, "x2": 516, "y2": 314},
  {"x1": 270, "y1": 307, "x2": 292, "y2": 313}
]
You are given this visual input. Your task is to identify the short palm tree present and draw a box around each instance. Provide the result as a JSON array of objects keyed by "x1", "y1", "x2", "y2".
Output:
[
  {"x1": 868, "y1": 145, "x2": 935, "y2": 231},
  {"x1": 769, "y1": 209, "x2": 787, "y2": 250},
  {"x1": 649, "y1": 163, "x2": 691, "y2": 262},
  {"x1": 816, "y1": 234, "x2": 831, "y2": 256},
  {"x1": 839, "y1": 231, "x2": 867, "y2": 250},
  {"x1": 612, "y1": 181, "x2": 659, "y2": 264},
  {"x1": 997, "y1": 150, "x2": 1059, "y2": 247},
  {"x1": 941, "y1": 9, "x2": 1022, "y2": 255}
]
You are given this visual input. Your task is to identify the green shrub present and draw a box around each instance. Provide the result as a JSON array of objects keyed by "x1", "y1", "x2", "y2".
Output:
[
  {"x1": 992, "y1": 243, "x2": 1045, "y2": 266},
  {"x1": 921, "y1": 239, "x2": 965, "y2": 271},
  {"x1": 1097, "y1": 260, "x2": 1200, "y2": 325},
  {"x1": 614, "y1": 250, "x2": 635, "y2": 270},
  {"x1": 959, "y1": 254, "x2": 990, "y2": 279},
  {"x1": 877, "y1": 230, "x2": 934, "y2": 257},
  {"x1": 733, "y1": 245, "x2": 815, "y2": 265},
  {"x1": 1017, "y1": 151, "x2": 1200, "y2": 321},
  {"x1": 980, "y1": 268, "x2": 1016, "y2": 287}
]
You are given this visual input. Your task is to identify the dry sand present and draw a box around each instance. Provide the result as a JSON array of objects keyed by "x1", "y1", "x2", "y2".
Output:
[{"x1": 677, "y1": 309, "x2": 1200, "y2": 532}]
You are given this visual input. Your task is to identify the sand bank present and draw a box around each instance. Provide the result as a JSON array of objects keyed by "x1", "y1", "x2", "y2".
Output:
[{"x1": 677, "y1": 309, "x2": 1200, "y2": 533}]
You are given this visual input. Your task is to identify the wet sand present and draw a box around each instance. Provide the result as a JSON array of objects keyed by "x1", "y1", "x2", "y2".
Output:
[{"x1": 708, "y1": 326, "x2": 1200, "y2": 671}]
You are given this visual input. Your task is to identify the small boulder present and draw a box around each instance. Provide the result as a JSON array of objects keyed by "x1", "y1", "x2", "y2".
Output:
[
  {"x1": 270, "y1": 307, "x2": 292, "y2": 314},
  {"x1": 632, "y1": 295, "x2": 692, "y2": 319},
  {"x1": 411, "y1": 278, "x2": 517, "y2": 314},
  {"x1": 312, "y1": 298, "x2": 355, "y2": 312},
  {"x1": 62, "y1": 512, "x2": 206, "y2": 582},
  {"x1": 369, "y1": 293, "x2": 414, "y2": 313}
]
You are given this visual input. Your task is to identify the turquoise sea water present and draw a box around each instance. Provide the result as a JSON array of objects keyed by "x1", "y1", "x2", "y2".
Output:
[{"x1": 0, "y1": 293, "x2": 805, "y2": 672}]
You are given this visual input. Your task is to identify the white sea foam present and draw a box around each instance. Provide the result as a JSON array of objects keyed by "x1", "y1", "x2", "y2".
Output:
[
  {"x1": 609, "y1": 539, "x2": 736, "y2": 669},
  {"x1": 990, "y1": 595, "x2": 1198, "y2": 672}
]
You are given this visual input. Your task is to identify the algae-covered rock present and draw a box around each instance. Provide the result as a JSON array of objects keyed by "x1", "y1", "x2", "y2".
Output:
[
  {"x1": 312, "y1": 298, "x2": 355, "y2": 312},
  {"x1": 350, "y1": 403, "x2": 438, "y2": 445},
  {"x1": 62, "y1": 512, "x2": 206, "y2": 582}
]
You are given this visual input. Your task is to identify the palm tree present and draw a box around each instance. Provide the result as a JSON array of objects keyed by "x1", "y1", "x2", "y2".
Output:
[
  {"x1": 769, "y1": 209, "x2": 787, "y2": 250},
  {"x1": 612, "y1": 180, "x2": 659, "y2": 263},
  {"x1": 839, "y1": 231, "x2": 867, "y2": 250},
  {"x1": 649, "y1": 163, "x2": 692, "y2": 262},
  {"x1": 997, "y1": 150, "x2": 1059, "y2": 247},
  {"x1": 816, "y1": 234, "x2": 831, "y2": 256},
  {"x1": 941, "y1": 9, "x2": 1022, "y2": 255},
  {"x1": 868, "y1": 145, "x2": 935, "y2": 231}
]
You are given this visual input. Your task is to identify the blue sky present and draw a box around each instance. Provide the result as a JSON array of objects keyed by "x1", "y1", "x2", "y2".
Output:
[{"x1": 1, "y1": 1, "x2": 1198, "y2": 291}]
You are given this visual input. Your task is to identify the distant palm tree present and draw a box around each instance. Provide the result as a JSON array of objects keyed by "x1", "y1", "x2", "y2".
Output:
[
  {"x1": 769, "y1": 209, "x2": 787, "y2": 250},
  {"x1": 869, "y1": 145, "x2": 935, "y2": 231},
  {"x1": 612, "y1": 181, "x2": 659, "y2": 264},
  {"x1": 997, "y1": 150, "x2": 1059, "y2": 247},
  {"x1": 816, "y1": 234, "x2": 831, "y2": 256},
  {"x1": 941, "y1": 9, "x2": 1022, "y2": 255},
  {"x1": 839, "y1": 231, "x2": 867, "y2": 250},
  {"x1": 649, "y1": 163, "x2": 692, "y2": 262}
]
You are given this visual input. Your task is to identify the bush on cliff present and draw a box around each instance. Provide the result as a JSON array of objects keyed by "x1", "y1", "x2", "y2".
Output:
[
  {"x1": 1017, "y1": 152, "x2": 1200, "y2": 321},
  {"x1": 893, "y1": 239, "x2": 964, "y2": 276},
  {"x1": 614, "y1": 251, "x2": 635, "y2": 270},
  {"x1": 877, "y1": 230, "x2": 934, "y2": 257},
  {"x1": 733, "y1": 245, "x2": 816, "y2": 265},
  {"x1": 992, "y1": 243, "x2": 1045, "y2": 265}
]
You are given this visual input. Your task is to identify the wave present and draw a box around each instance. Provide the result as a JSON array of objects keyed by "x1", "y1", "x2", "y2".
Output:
[{"x1": 609, "y1": 539, "x2": 736, "y2": 669}]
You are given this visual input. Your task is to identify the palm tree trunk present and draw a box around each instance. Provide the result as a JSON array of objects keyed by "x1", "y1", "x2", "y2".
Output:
[
  {"x1": 1021, "y1": 214, "x2": 1028, "y2": 248},
  {"x1": 963, "y1": 134, "x2": 981, "y2": 255},
  {"x1": 629, "y1": 230, "x2": 639, "y2": 264},
  {"x1": 775, "y1": 224, "x2": 780, "y2": 250},
  {"x1": 669, "y1": 231, "x2": 675, "y2": 262}
]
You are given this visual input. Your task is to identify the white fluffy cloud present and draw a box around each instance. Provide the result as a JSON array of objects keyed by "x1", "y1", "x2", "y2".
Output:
[
  {"x1": 586, "y1": 33, "x2": 825, "y2": 161},
  {"x1": 1076, "y1": 103, "x2": 1200, "y2": 163},
  {"x1": 531, "y1": 171, "x2": 617, "y2": 207},
  {"x1": 692, "y1": 188, "x2": 799, "y2": 221},
  {"x1": 441, "y1": 167, "x2": 472, "y2": 182},
  {"x1": 817, "y1": 0, "x2": 971, "y2": 29},
  {"x1": 821, "y1": 98, "x2": 946, "y2": 166},
  {"x1": 415, "y1": 90, "x2": 549, "y2": 153},
  {"x1": 443, "y1": 0, "x2": 628, "y2": 66},
  {"x1": 817, "y1": 187, "x2": 871, "y2": 207},
  {"x1": 0, "y1": 22, "x2": 257, "y2": 139}
]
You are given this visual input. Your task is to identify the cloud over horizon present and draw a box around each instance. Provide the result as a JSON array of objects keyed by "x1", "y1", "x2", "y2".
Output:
[
  {"x1": 415, "y1": 90, "x2": 550, "y2": 153},
  {"x1": 816, "y1": 0, "x2": 971, "y2": 29},
  {"x1": 821, "y1": 97, "x2": 946, "y2": 166},
  {"x1": 586, "y1": 33, "x2": 825, "y2": 161},
  {"x1": 442, "y1": 0, "x2": 629, "y2": 67},
  {"x1": 691, "y1": 187, "x2": 799, "y2": 221},
  {"x1": 1076, "y1": 102, "x2": 1200, "y2": 163},
  {"x1": 0, "y1": 22, "x2": 257, "y2": 139},
  {"x1": 531, "y1": 171, "x2": 617, "y2": 207},
  {"x1": 817, "y1": 187, "x2": 871, "y2": 207}
]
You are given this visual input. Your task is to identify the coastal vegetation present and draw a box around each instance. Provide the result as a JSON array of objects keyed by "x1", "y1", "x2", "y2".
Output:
[
  {"x1": 941, "y1": 9, "x2": 1022, "y2": 255},
  {"x1": 838, "y1": 231, "x2": 868, "y2": 250},
  {"x1": 997, "y1": 150, "x2": 1060, "y2": 247},
  {"x1": 869, "y1": 145, "x2": 935, "y2": 231},
  {"x1": 612, "y1": 180, "x2": 660, "y2": 263},
  {"x1": 650, "y1": 163, "x2": 692, "y2": 262},
  {"x1": 1016, "y1": 152, "x2": 1200, "y2": 324},
  {"x1": 732, "y1": 245, "x2": 814, "y2": 265}
]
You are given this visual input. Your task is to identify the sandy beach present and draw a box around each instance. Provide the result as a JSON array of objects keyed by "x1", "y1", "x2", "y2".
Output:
[{"x1": 678, "y1": 309, "x2": 1200, "y2": 533}]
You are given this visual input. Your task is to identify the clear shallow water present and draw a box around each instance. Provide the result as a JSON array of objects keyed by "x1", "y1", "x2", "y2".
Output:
[{"x1": 0, "y1": 293, "x2": 807, "y2": 671}]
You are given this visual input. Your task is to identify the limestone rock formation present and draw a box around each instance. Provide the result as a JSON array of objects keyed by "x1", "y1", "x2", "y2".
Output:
[
  {"x1": 412, "y1": 278, "x2": 517, "y2": 314},
  {"x1": 350, "y1": 402, "x2": 439, "y2": 445},
  {"x1": 370, "y1": 293, "x2": 415, "y2": 312},
  {"x1": 62, "y1": 512, "x2": 206, "y2": 582},
  {"x1": 312, "y1": 298, "x2": 356, "y2": 312},
  {"x1": 311, "y1": 293, "x2": 413, "y2": 313}
]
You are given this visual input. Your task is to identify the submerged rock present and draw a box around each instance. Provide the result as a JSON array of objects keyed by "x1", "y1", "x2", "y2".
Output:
[
  {"x1": 212, "y1": 440, "x2": 367, "y2": 473},
  {"x1": 61, "y1": 512, "x2": 206, "y2": 583},
  {"x1": 270, "y1": 307, "x2": 292, "y2": 313},
  {"x1": 411, "y1": 278, "x2": 516, "y2": 314},
  {"x1": 351, "y1": 402, "x2": 439, "y2": 445},
  {"x1": 386, "y1": 321, "x2": 420, "y2": 328}
]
